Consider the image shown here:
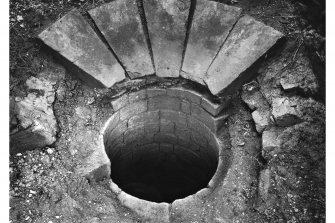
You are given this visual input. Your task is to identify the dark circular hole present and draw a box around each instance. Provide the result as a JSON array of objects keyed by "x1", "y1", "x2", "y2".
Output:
[
  {"x1": 104, "y1": 93, "x2": 221, "y2": 203},
  {"x1": 109, "y1": 142, "x2": 218, "y2": 203}
]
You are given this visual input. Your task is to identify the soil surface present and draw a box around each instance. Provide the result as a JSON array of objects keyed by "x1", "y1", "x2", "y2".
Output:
[{"x1": 10, "y1": 0, "x2": 325, "y2": 222}]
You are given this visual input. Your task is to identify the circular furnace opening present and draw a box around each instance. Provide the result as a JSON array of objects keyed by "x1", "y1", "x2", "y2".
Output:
[{"x1": 103, "y1": 87, "x2": 223, "y2": 203}]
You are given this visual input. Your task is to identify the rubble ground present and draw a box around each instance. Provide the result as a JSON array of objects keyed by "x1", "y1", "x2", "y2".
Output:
[{"x1": 9, "y1": 0, "x2": 325, "y2": 222}]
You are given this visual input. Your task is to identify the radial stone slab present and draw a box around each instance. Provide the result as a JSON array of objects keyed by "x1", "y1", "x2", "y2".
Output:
[
  {"x1": 143, "y1": 0, "x2": 191, "y2": 78},
  {"x1": 181, "y1": 0, "x2": 241, "y2": 85},
  {"x1": 38, "y1": 9, "x2": 125, "y2": 88},
  {"x1": 205, "y1": 15, "x2": 283, "y2": 95},
  {"x1": 89, "y1": 0, "x2": 155, "y2": 79}
]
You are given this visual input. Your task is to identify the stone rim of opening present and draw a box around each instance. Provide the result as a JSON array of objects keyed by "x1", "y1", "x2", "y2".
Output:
[{"x1": 100, "y1": 86, "x2": 231, "y2": 218}]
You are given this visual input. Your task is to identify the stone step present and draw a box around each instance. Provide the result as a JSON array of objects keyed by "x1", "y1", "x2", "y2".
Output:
[
  {"x1": 181, "y1": 0, "x2": 241, "y2": 85},
  {"x1": 205, "y1": 15, "x2": 283, "y2": 95},
  {"x1": 143, "y1": 0, "x2": 191, "y2": 78},
  {"x1": 89, "y1": 0, "x2": 154, "y2": 79},
  {"x1": 38, "y1": 9, "x2": 125, "y2": 88}
]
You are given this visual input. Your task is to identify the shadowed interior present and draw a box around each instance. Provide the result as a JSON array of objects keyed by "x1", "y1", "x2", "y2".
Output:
[
  {"x1": 109, "y1": 140, "x2": 218, "y2": 203},
  {"x1": 103, "y1": 89, "x2": 226, "y2": 203}
]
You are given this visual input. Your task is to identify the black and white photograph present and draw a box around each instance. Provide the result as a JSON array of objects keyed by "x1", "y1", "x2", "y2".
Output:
[{"x1": 6, "y1": 0, "x2": 327, "y2": 222}]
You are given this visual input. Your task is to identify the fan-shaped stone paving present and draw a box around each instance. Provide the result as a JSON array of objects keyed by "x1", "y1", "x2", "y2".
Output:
[
  {"x1": 88, "y1": 0, "x2": 155, "y2": 78},
  {"x1": 37, "y1": 0, "x2": 284, "y2": 221},
  {"x1": 181, "y1": 0, "x2": 242, "y2": 84},
  {"x1": 38, "y1": 9, "x2": 125, "y2": 88},
  {"x1": 39, "y1": 0, "x2": 283, "y2": 95}
]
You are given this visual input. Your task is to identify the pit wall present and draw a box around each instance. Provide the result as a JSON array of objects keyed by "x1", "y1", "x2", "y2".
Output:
[
  {"x1": 99, "y1": 85, "x2": 232, "y2": 221},
  {"x1": 104, "y1": 86, "x2": 230, "y2": 162}
]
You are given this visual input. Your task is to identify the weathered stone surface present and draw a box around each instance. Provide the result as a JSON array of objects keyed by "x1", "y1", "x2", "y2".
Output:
[
  {"x1": 154, "y1": 132, "x2": 178, "y2": 144},
  {"x1": 148, "y1": 95, "x2": 181, "y2": 111},
  {"x1": 187, "y1": 116, "x2": 212, "y2": 139},
  {"x1": 106, "y1": 120, "x2": 127, "y2": 146},
  {"x1": 241, "y1": 81, "x2": 270, "y2": 111},
  {"x1": 128, "y1": 89, "x2": 147, "y2": 102},
  {"x1": 111, "y1": 94, "x2": 129, "y2": 111},
  {"x1": 89, "y1": 0, "x2": 154, "y2": 78},
  {"x1": 161, "y1": 110, "x2": 187, "y2": 125},
  {"x1": 258, "y1": 169, "x2": 271, "y2": 200},
  {"x1": 167, "y1": 87, "x2": 202, "y2": 104},
  {"x1": 171, "y1": 194, "x2": 204, "y2": 222},
  {"x1": 181, "y1": 0, "x2": 241, "y2": 84},
  {"x1": 280, "y1": 55, "x2": 319, "y2": 94},
  {"x1": 205, "y1": 15, "x2": 283, "y2": 95},
  {"x1": 117, "y1": 192, "x2": 170, "y2": 222},
  {"x1": 201, "y1": 97, "x2": 224, "y2": 116},
  {"x1": 39, "y1": 9, "x2": 125, "y2": 88},
  {"x1": 262, "y1": 129, "x2": 282, "y2": 159},
  {"x1": 128, "y1": 111, "x2": 159, "y2": 128},
  {"x1": 271, "y1": 97, "x2": 302, "y2": 127},
  {"x1": 147, "y1": 87, "x2": 167, "y2": 97},
  {"x1": 10, "y1": 77, "x2": 58, "y2": 154},
  {"x1": 10, "y1": 127, "x2": 54, "y2": 155},
  {"x1": 251, "y1": 110, "x2": 271, "y2": 133},
  {"x1": 119, "y1": 100, "x2": 147, "y2": 120},
  {"x1": 181, "y1": 99, "x2": 191, "y2": 114},
  {"x1": 190, "y1": 103, "x2": 216, "y2": 131},
  {"x1": 71, "y1": 131, "x2": 111, "y2": 181},
  {"x1": 143, "y1": 0, "x2": 190, "y2": 77},
  {"x1": 160, "y1": 119, "x2": 175, "y2": 133},
  {"x1": 124, "y1": 127, "x2": 145, "y2": 144}
]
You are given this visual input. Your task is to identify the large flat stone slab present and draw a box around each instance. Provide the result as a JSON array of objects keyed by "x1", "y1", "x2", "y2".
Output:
[
  {"x1": 181, "y1": 0, "x2": 241, "y2": 84},
  {"x1": 205, "y1": 15, "x2": 283, "y2": 95},
  {"x1": 89, "y1": 0, "x2": 154, "y2": 79},
  {"x1": 38, "y1": 9, "x2": 125, "y2": 88},
  {"x1": 143, "y1": 0, "x2": 191, "y2": 78},
  {"x1": 11, "y1": 77, "x2": 58, "y2": 154}
]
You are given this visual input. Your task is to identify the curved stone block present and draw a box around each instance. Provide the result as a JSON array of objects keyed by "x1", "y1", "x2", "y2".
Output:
[
  {"x1": 205, "y1": 15, "x2": 283, "y2": 95},
  {"x1": 38, "y1": 9, "x2": 125, "y2": 88},
  {"x1": 181, "y1": 0, "x2": 241, "y2": 84},
  {"x1": 89, "y1": 0, "x2": 155, "y2": 79},
  {"x1": 143, "y1": 0, "x2": 191, "y2": 77}
]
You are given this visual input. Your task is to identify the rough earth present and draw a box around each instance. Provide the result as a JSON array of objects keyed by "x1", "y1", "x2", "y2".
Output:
[{"x1": 10, "y1": 0, "x2": 325, "y2": 222}]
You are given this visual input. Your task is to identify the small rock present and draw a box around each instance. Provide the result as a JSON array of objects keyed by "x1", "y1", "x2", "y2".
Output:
[
  {"x1": 252, "y1": 110, "x2": 271, "y2": 133},
  {"x1": 262, "y1": 129, "x2": 282, "y2": 159},
  {"x1": 280, "y1": 79, "x2": 298, "y2": 91},
  {"x1": 87, "y1": 97, "x2": 95, "y2": 105},
  {"x1": 46, "y1": 148, "x2": 54, "y2": 154},
  {"x1": 271, "y1": 97, "x2": 302, "y2": 127},
  {"x1": 16, "y1": 153, "x2": 22, "y2": 156},
  {"x1": 17, "y1": 15, "x2": 23, "y2": 21},
  {"x1": 241, "y1": 87, "x2": 269, "y2": 111}
]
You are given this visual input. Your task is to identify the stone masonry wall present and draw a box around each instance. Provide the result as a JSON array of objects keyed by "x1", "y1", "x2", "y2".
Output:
[{"x1": 104, "y1": 86, "x2": 229, "y2": 166}]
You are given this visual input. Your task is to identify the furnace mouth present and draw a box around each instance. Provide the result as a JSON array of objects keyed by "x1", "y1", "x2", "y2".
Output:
[{"x1": 103, "y1": 87, "x2": 228, "y2": 203}]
